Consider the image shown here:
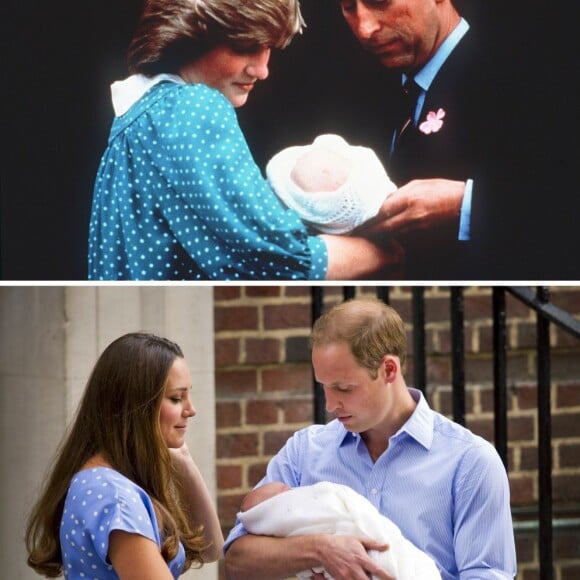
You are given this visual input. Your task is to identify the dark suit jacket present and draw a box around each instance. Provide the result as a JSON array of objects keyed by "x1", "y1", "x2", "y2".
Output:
[{"x1": 385, "y1": 8, "x2": 577, "y2": 280}]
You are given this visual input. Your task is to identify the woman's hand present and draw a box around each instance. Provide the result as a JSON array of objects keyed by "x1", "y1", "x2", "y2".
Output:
[{"x1": 170, "y1": 443, "x2": 224, "y2": 562}]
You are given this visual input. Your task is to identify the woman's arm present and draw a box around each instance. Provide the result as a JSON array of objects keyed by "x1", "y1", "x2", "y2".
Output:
[
  {"x1": 321, "y1": 234, "x2": 404, "y2": 280},
  {"x1": 170, "y1": 443, "x2": 224, "y2": 562},
  {"x1": 108, "y1": 531, "x2": 175, "y2": 580}
]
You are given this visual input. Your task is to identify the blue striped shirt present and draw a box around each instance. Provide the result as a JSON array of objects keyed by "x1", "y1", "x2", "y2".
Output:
[{"x1": 225, "y1": 389, "x2": 516, "y2": 579}]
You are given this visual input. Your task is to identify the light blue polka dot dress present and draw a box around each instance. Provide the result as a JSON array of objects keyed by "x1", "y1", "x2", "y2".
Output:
[
  {"x1": 88, "y1": 79, "x2": 328, "y2": 280},
  {"x1": 60, "y1": 467, "x2": 185, "y2": 579}
]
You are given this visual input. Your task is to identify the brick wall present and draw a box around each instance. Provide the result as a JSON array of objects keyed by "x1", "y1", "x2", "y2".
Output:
[{"x1": 214, "y1": 285, "x2": 580, "y2": 579}]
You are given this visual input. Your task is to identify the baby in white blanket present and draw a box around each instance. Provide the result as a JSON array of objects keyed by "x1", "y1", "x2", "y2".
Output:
[
  {"x1": 266, "y1": 134, "x2": 397, "y2": 235},
  {"x1": 238, "y1": 481, "x2": 441, "y2": 580}
]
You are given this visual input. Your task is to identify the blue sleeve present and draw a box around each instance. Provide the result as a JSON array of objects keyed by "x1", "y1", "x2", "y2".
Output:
[
  {"x1": 454, "y1": 444, "x2": 517, "y2": 578},
  {"x1": 458, "y1": 179, "x2": 473, "y2": 241},
  {"x1": 153, "y1": 85, "x2": 328, "y2": 280},
  {"x1": 82, "y1": 480, "x2": 159, "y2": 565}
]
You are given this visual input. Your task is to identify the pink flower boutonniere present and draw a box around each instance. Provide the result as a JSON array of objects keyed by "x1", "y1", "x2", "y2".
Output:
[{"x1": 419, "y1": 108, "x2": 446, "y2": 135}]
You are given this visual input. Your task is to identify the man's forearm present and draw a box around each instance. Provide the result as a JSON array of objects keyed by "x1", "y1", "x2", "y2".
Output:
[{"x1": 225, "y1": 534, "x2": 321, "y2": 580}]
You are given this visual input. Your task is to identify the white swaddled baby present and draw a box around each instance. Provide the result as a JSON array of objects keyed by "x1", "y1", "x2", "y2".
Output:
[
  {"x1": 238, "y1": 481, "x2": 441, "y2": 580},
  {"x1": 266, "y1": 134, "x2": 397, "y2": 234}
]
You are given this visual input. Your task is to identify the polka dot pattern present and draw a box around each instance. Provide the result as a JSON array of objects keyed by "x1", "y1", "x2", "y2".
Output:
[
  {"x1": 88, "y1": 81, "x2": 328, "y2": 280},
  {"x1": 60, "y1": 467, "x2": 185, "y2": 579}
]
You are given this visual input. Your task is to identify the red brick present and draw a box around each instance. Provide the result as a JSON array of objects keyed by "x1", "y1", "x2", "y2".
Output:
[
  {"x1": 551, "y1": 352, "x2": 580, "y2": 378},
  {"x1": 217, "y1": 465, "x2": 242, "y2": 489},
  {"x1": 516, "y1": 321, "x2": 539, "y2": 349},
  {"x1": 480, "y1": 386, "x2": 514, "y2": 414},
  {"x1": 521, "y1": 569, "x2": 540, "y2": 580},
  {"x1": 520, "y1": 446, "x2": 538, "y2": 471},
  {"x1": 245, "y1": 286, "x2": 281, "y2": 298},
  {"x1": 514, "y1": 534, "x2": 535, "y2": 563},
  {"x1": 246, "y1": 400, "x2": 279, "y2": 425},
  {"x1": 215, "y1": 338, "x2": 240, "y2": 366},
  {"x1": 389, "y1": 297, "x2": 412, "y2": 322},
  {"x1": 467, "y1": 417, "x2": 494, "y2": 443},
  {"x1": 216, "y1": 401, "x2": 241, "y2": 428},
  {"x1": 262, "y1": 365, "x2": 312, "y2": 393},
  {"x1": 426, "y1": 357, "x2": 452, "y2": 384},
  {"x1": 554, "y1": 529, "x2": 580, "y2": 559},
  {"x1": 215, "y1": 369, "x2": 258, "y2": 396},
  {"x1": 282, "y1": 398, "x2": 314, "y2": 423},
  {"x1": 553, "y1": 412, "x2": 580, "y2": 439},
  {"x1": 218, "y1": 493, "x2": 245, "y2": 525},
  {"x1": 286, "y1": 336, "x2": 311, "y2": 363},
  {"x1": 553, "y1": 474, "x2": 580, "y2": 502},
  {"x1": 549, "y1": 288, "x2": 580, "y2": 312},
  {"x1": 560, "y1": 564, "x2": 580, "y2": 580},
  {"x1": 217, "y1": 432, "x2": 258, "y2": 458},
  {"x1": 424, "y1": 295, "x2": 452, "y2": 323},
  {"x1": 509, "y1": 416, "x2": 536, "y2": 442},
  {"x1": 213, "y1": 286, "x2": 241, "y2": 301},
  {"x1": 505, "y1": 293, "x2": 535, "y2": 317},
  {"x1": 286, "y1": 286, "x2": 313, "y2": 298},
  {"x1": 214, "y1": 306, "x2": 258, "y2": 332},
  {"x1": 248, "y1": 462, "x2": 269, "y2": 486},
  {"x1": 509, "y1": 475, "x2": 535, "y2": 505},
  {"x1": 263, "y1": 429, "x2": 295, "y2": 455},
  {"x1": 556, "y1": 383, "x2": 580, "y2": 408},
  {"x1": 263, "y1": 303, "x2": 312, "y2": 330},
  {"x1": 515, "y1": 384, "x2": 539, "y2": 411},
  {"x1": 464, "y1": 292, "x2": 493, "y2": 318},
  {"x1": 559, "y1": 443, "x2": 580, "y2": 468},
  {"x1": 245, "y1": 338, "x2": 281, "y2": 365},
  {"x1": 476, "y1": 325, "x2": 494, "y2": 354}
]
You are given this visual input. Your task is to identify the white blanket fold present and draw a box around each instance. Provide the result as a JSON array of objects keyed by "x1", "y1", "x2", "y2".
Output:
[{"x1": 238, "y1": 481, "x2": 441, "y2": 580}]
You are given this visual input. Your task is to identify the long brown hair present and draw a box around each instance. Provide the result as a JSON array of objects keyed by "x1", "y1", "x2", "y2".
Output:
[
  {"x1": 127, "y1": 0, "x2": 304, "y2": 75},
  {"x1": 26, "y1": 332, "x2": 207, "y2": 576}
]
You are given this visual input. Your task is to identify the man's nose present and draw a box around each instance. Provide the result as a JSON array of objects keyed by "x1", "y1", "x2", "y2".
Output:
[{"x1": 352, "y1": 5, "x2": 381, "y2": 40}]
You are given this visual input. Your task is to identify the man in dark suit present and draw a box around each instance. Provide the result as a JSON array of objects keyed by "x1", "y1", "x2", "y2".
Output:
[{"x1": 336, "y1": 0, "x2": 575, "y2": 280}]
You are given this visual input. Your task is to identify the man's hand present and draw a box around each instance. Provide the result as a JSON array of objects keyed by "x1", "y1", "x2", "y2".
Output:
[
  {"x1": 360, "y1": 178, "x2": 465, "y2": 237},
  {"x1": 314, "y1": 534, "x2": 395, "y2": 580}
]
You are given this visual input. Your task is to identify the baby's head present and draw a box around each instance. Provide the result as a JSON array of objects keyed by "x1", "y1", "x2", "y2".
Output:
[
  {"x1": 266, "y1": 134, "x2": 396, "y2": 234},
  {"x1": 290, "y1": 146, "x2": 352, "y2": 193},
  {"x1": 240, "y1": 482, "x2": 291, "y2": 512}
]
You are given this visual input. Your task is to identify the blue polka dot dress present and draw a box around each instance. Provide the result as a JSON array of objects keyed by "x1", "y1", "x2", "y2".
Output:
[
  {"x1": 60, "y1": 467, "x2": 185, "y2": 579},
  {"x1": 88, "y1": 78, "x2": 328, "y2": 280}
]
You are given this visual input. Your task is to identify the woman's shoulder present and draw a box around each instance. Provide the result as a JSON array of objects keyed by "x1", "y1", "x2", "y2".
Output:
[
  {"x1": 67, "y1": 467, "x2": 150, "y2": 504},
  {"x1": 157, "y1": 80, "x2": 233, "y2": 111}
]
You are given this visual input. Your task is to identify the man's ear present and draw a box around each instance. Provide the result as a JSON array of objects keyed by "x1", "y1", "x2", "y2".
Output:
[{"x1": 383, "y1": 355, "x2": 399, "y2": 383}]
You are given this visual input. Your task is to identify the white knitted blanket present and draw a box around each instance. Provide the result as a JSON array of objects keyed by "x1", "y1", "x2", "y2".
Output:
[{"x1": 238, "y1": 481, "x2": 441, "y2": 579}]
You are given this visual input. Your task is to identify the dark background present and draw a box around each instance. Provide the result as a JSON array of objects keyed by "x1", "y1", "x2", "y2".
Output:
[{"x1": 2, "y1": 1, "x2": 576, "y2": 280}]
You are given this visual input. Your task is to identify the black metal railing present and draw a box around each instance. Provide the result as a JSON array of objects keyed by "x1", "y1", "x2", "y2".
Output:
[{"x1": 311, "y1": 285, "x2": 580, "y2": 580}]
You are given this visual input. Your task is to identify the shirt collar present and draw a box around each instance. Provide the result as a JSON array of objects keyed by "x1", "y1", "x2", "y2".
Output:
[
  {"x1": 337, "y1": 387, "x2": 434, "y2": 450},
  {"x1": 404, "y1": 17, "x2": 470, "y2": 92},
  {"x1": 110, "y1": 73, "x2": 185, "y2": 116},
  {"x1": 396, "y1": 387, "x2": 434, "y2": 450}
]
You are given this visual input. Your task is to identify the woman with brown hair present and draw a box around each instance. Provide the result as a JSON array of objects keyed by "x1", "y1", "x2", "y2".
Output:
[
  {"x1": 87, "y1": 0, "x2": 401, "y2": 281},
  {"x1": 25, "y1": 332, "x2": 223, "y2": 578}
]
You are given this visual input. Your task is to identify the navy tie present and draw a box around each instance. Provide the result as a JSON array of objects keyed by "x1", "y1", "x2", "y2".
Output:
[{"x1": 393, "y1": 77, "x2": 421, "y2": 148}]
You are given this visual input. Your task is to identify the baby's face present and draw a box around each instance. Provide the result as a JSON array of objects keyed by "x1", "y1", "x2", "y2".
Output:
[{"x1": 290, "y1": 147, "x2": 352, "y2": 193}]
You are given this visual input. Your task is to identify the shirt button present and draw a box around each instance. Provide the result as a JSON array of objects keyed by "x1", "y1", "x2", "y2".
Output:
[{"x1": 371, "y1": 488, "x2": 378, "y2": 495}]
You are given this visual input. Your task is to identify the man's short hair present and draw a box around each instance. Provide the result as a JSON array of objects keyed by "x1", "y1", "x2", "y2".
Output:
[{"x1": 310, "y1": 298, "x2": 407, "y2": 378}]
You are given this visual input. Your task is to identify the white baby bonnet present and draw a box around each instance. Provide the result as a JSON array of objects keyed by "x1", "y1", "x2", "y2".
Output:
[{"x1": 266, "y1": 134, "x2": 397, "y2": 234}]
